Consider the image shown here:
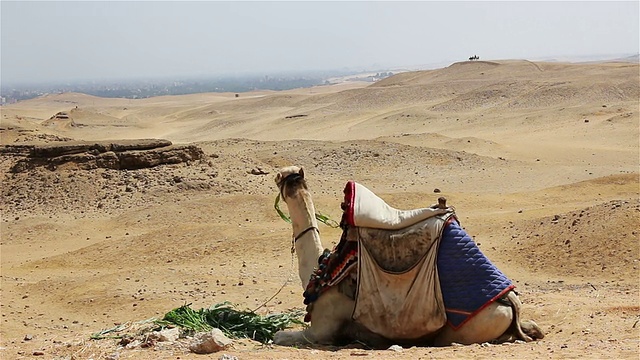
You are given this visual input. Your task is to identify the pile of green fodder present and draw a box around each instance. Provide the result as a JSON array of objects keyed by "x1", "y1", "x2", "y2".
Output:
[{"x1": 156, "y1": 302, "x2": 306, "y2": 343}]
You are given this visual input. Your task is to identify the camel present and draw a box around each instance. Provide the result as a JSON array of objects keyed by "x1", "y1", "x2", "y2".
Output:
[{"x1": 273, "y1": 166, "x2": 543, "y2": 348}]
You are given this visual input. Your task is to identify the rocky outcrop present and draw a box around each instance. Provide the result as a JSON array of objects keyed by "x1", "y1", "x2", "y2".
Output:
[{"x1": 3, "y1": 139, "x2": 205, "y2": 172}]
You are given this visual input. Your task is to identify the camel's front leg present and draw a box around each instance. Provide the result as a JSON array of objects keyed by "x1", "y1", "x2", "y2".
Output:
[
  {"x1": 273, "y1": 329, "x2": 314, "y2": 346},
  {"x1": 273, "y1": 311, "x2": 343, "y2": 347},
  {"x1": 273, "y1": 321, "x2": 339, "y2": 346},
  {"x1": 275, "y1": 288, "x2": 355, "y2": 347}
]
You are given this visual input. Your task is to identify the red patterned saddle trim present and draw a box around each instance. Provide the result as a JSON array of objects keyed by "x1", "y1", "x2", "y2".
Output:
[
  {"x1": 342, "y1": 180, "x2": 357, "y2": 226},
  {"x1": 302, "y1": 235, "x2": 359, "y2": 320}
]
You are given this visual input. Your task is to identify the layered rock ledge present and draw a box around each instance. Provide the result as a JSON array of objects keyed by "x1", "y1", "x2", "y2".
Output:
[{"x1": 1, "y1": 139, "x2": 205, "y2": 172}]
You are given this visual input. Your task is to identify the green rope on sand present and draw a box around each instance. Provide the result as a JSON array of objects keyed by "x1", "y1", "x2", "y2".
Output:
[
  {"x1": 315, "y1": 210, "x2": 340, "y2": 228},
  {"x1": 274, "y1": 194, "x2": 339, "y2": 228},
  {"x1": 274, "y1": 194, "x2": 292, "y2": 224}
]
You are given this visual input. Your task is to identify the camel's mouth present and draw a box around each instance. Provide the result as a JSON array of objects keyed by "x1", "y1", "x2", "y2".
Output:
[
  {"x1": 278, "y1": 172, "x2": 306, "y2": 200},
  {"x1": 278, "y1": 173, "x2": 303, "y2": 199}
]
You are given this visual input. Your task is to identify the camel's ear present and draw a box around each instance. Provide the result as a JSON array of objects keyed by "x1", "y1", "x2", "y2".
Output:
[
  {"x1": 299, "y1": 167, "x2": 305, "y2": 179},
  {"x1": 275, "y1": 172, "x2": 282, "y2": 184}
]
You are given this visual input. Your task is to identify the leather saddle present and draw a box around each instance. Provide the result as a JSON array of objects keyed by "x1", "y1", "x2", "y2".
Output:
[
  {"x1": 341, "y1": 181, "x2": 455, "y2": 272},
  {"x1": 342, "y1": 181, "x2": 451, "y2": 230},
  {"x1": 340, "y1": 181, "x2": 453, "y2": 339}
]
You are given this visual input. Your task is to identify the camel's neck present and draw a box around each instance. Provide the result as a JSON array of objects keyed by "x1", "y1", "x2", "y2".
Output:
[{"x1": 286, "y1": 189, "x2": 324, "y2": 290}]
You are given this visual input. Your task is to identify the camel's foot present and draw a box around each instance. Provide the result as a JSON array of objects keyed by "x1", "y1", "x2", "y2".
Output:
[
  {"x1": 273, "y1": 330, "x2": 313, "y2": 346},
  {"x1": 521, "y1": 320, "x2": 545, "y2": 340},
  {"x1": 494, "y1": 320, "x2": 544, "y2": 343}
]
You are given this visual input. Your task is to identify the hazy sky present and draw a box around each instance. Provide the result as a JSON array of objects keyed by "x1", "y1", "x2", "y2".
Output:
[{"x1": 1, "y1": 1, "x2": 638, "y2": 85}]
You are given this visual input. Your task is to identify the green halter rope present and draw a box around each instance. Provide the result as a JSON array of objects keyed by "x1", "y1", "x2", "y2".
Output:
[{"x1": 274, "y1": 194, "x2": 340, "y2": 228}]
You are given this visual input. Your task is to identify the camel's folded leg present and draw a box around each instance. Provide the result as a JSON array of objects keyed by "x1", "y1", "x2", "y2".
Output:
[
  {"x1": 273, "y1": 323, "x2": 392, "y2": 348},
  {"x1": 273, "y1": 319, "x2": 343, "y2": 347},
  {"x1": 273, "y1": 318, "x2": 344, "y2": 347},
  {"x1": 432, "y1": 297, "x2": 513, "y2": 346},
  {"x1": 494, "y1": 291, "x2": 544, "y2": 343},
  {"x1": 274, "y1": 288, "x2": 363, "y2": 347},
  {"x1": 273, "y1": 329, "x2": 314, "y2": 346}
]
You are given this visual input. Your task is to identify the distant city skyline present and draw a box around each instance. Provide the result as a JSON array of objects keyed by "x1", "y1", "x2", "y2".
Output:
[{"x1": 2, "y1": 1, "x2": 638, "y2": 86}]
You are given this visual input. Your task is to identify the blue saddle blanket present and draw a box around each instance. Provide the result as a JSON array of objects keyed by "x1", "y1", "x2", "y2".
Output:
[{"x1": 437, "y1": 220, "x2": 514, "y2": 329}]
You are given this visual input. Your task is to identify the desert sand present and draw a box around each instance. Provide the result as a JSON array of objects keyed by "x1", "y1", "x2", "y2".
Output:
[{"x1": 1, "y1": 60, "x2": 638, "y2": 359}]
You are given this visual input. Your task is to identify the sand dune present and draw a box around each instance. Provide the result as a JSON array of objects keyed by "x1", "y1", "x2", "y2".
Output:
[{"x1": 1, "y1": 60, "x2": 638, "y2": 359}]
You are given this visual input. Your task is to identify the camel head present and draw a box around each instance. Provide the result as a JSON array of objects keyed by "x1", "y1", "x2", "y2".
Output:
[{"x1": 275, "y1": 166, "x2": 307, "y2": 201}]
